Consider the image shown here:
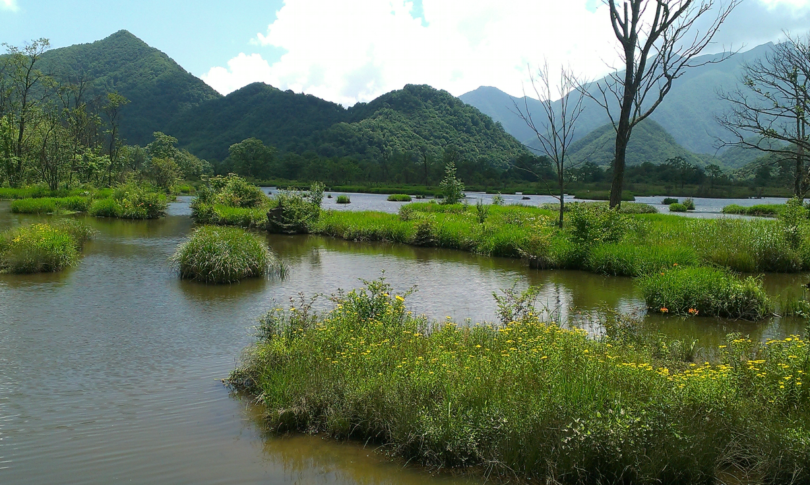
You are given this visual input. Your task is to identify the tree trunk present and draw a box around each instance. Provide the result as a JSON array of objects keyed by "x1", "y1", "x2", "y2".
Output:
[
  {"x1": 558, "y1": 173, "x2": 565, "y2": 228},
  {"x1": 610, "y1": 132, "x2": 630, "y2": 209}
]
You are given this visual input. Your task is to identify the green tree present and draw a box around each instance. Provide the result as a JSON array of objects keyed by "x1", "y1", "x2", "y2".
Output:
[
  {"x1": 226, "y1": 138, "x2": 275, "y2": 179},
  {"x1": 149, "y1": 157, "x2": 180, "y2": 191},
  {"x1": 439, "y1": 161, "x2": 465, "y2": 204}
]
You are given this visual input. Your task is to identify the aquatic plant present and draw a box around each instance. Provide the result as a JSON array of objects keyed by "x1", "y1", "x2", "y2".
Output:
[
  {"x1": 336, "y1": 195, "x2": 351, "y2": 204},
  {"x1": 231, "y1": 278, "x2": 810, "y2": 483},
  {"x1": 669, "y1": 203, "x2": 687, "y2": 212},
  {"x1": 11, "y1": 196, "x2": 92, "y2": 214},
  {"x1": 662, "y1": 197, "x2": 679, "y2": 204},
  {"x1": 683, "y1": 198, "x2": 696, "y2": 210},
  {"x1": 171, "y1": 226, "x2": 281, "y2": 284},
  {"x1": 0, "y1": 221, "x2": 94, "y2": 274},
  {"x1": 638, "y1": 266, "x2": 771, "y2": 319},
  {"x1": 89, "y1": 185, "x2": 167, "y2": 219},
  {"x1": 387, "y1": 194, "x2": 412, "y2": 202}
]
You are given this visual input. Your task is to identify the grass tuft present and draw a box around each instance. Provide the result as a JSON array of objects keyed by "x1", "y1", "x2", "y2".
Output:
[
  {"x1": 171, "y1": 226, "x2": 282, "y2": 284},
  {"x1": 387, "y1": 194, "x2": 413, "y2": 202},
  {"x1": 0, "y1": 221, "x2": 94, "y2": 273}
]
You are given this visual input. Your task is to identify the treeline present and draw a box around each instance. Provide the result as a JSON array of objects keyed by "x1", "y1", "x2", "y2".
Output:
[{"x1": 0, "y1": 39, "x2": 211, "y2": 191}]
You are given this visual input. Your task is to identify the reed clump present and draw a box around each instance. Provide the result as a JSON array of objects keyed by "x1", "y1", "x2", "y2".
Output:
[
  {"x1": 387, "y1": 194, "x2": 412, "y2": 202},
  {"x1": 0, "y1": 220, "x2": 94, "y2": 273},
  {"x1": 171, "y1": 226, "x2": 281, "y2": 284},
  {"x1": 231, "y1": 278, "x2": 810, "y2": 484},
  {"x1": 335, "y1": 195, "x2": 351, "y2": 204}
]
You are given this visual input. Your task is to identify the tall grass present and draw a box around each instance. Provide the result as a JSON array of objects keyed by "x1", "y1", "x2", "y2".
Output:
[
  {"x1": 387, "y1": 194, "x2": 412, "y2": 202},
  {"x1": 89, "y1": 185, "x2": 168, "y2": 219},
  {"x1": 231, "y1": 279, "x2": 810, "y2": 483},
  {"x1": 171, "y1": 226, "x2": 282, "y2": 284},
  {"x1": 11, "y1": 196, "x2": 92, "y2": 214},
  {"x1": 722, "y1": 204, "x2": 784, "y2": 217},
  {"x1": 638, "y1": 266, "x2": 771, "y2": 319},
  {"x1": 335, "y1": 195, "x2": 351, "y2": 204},
  {"x1": 0, "y1": 220, "x2": 94, "y2": 273}
]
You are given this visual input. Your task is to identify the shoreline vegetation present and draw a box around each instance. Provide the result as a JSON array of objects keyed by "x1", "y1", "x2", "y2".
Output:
[
  {"x1": 191, "y1": 178, "x2": 810, "y2": 320},
  {"x1": 4, "y1": 184, "x2": 169, "y2": 220},
  {"x1": 0, "y1": 220, "x2": 94, "y2": 273},
  {"x1": 230, "y1": 278, "x2": 810, "y2": 484}
]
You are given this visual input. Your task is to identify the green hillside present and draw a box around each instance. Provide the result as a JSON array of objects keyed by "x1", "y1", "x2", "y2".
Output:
[
  {"x1": 166, "y1": 82, "x2": 347, "y2": 160},
  {"x1": 171, "y1": 83, "x2": 528, "y2": 164},
  {"x1": 40, "y1": 30, "x2": 221, "y2": 145},
  {"x1": 566, "y1": 119, "x2": 713, "y2": 167}
]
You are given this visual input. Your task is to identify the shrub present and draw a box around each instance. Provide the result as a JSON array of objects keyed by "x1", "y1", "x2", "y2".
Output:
[
  {"x1": 336, "y1": 195, "x2": 351, "y2": 204},
  {"x1": 568, "y1": 203, "x2": 629, "y2": 246},
  {"x1": 171, "y1": 226, "x2": 281, "y2": 284},
  {"x1": 0, "y1": 221, "x2": 93, "y2": 274},
  {"x1": 662, "y1": 198, "x2": 679, "y2": 204},
  {"x1": 266, "y1": 183, "x2": 324, "y2": 234},
  {"x1": 638, "y1": 266, "x2": 771, "y2": 319},
  {"x1": 683, "y1": 198, "x2": 696, "y2": 210},
  {"x1": 439, "y1": 162, "x2": 465, "y2": 204},
  {"x1": 213, "y1": 175, "x2": 267, "y2": 208},
  {"x1": 387, "y1": 194, "x2": 412, "y2": 202},
  {"x1": 492, "y1": 193, "x2": 505, "y2": 206},
  {"x1": 89, "y1": 185, "x2": 167, "y2": 220},
  {"x1": 669, "y1": 203, "x2": 687, "y2": 212},
  {"x1": 475, "y1": 199, "x2": 489, "y2": 224}
]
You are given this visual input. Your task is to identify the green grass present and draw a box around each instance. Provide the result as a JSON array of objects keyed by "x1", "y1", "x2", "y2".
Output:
[
  {"x1": 662, "y1": 198, "x2": 679, "y2": 204},
  {"x1": 11, "y1": 196, "x2": 92, "y2": 214},
  {"x1": 669, "y1": 203, "x2": 687, "y2": 212},
  {"x1": 335, "y1": 195, "x2": 351, "y2": 204},
  {"x1": 88, "y1": 187, "x2": 168, "y2": 220},
  {"x1": 638, "y1": 266, "x2": 772, "y2": 319},
  {"x1": 0, "y1": 220, "x2": 94, "y2": 273},
  {"x1": 230, "y1": 278, "x2": 810, "y2": 483},
  {"x1": 573, "y1": 190, "x2": 635, "y2": 201},
  {"x1": 387, "y1": 194, "x2": 413, "y2": 202},
  {"x1": 587, "y1": 243, "x2": 700, "y2": 276},
  {"x1": 723, "y1": 204, "x2": 784, "y2": 217},
  {"x1": 171, "y1": 226, "x2": 282, "y2": 284}
]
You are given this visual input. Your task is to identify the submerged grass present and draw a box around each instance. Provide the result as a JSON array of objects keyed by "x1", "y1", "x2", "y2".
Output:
[
  {"x1": 0, "y1": 220, "x2": 94, "y2": 273},
  {"x1": 231, "y1": 278, "x2": 810, "y2": 484},
  {"x1": 171, "y1": 226, "x2": 282, "y2": 284}
]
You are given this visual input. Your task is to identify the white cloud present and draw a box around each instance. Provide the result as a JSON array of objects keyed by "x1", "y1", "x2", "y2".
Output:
[
  {"x1": 1, "y1": 0, "x2": 19, "y2": 12},
  {"x1": 202, "y1": 0, "x2": 810, "y2": 105}
]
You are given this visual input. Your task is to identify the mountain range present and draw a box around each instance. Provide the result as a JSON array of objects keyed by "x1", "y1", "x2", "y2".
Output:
[
  {"x1": 22, "y1": 30, "x2": 781, "y2": 173},
  {"x1": 459, "y1": 43, "x2": 777, "y2": 168}
]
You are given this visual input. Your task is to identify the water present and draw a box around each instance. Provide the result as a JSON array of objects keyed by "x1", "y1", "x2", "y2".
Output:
[
  {"x1": 0, "y1": 199, "x2": 806, "y2": 484},
  {"x1": 265, "y1": 187, "x2": 792, "y2": 218}
]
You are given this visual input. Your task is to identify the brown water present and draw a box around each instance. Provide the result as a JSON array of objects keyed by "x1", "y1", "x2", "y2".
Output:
[{"x1": 0, "y1": 200, "x2": 806, "y2": 484}]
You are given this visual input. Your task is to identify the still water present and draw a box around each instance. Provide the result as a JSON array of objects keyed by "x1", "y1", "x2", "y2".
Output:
[{"x1": 0, "y1": 199, "x2": 805, "y2": 484}]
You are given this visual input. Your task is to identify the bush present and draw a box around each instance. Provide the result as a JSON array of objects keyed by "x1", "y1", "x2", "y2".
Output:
[
  {"x1": 387, "y1": 194, "x2": 412, "y2": 202},
  {"x1": 439, "y1": 162, "x2": 465, "y2": 204},
  {"x1": 683, "y1": 198, "x2": 696, "y2": 210},
  {"x1": 662, "y1": 198, "x2": 679, "y2": 204},
  {"x1": 0, "y1": 221, "x2": 94, "y2": 274},
  {"x1": 638, "y1": 266, "x2": 771, "y2": 319},
  {"x1": 89, "y1": 185, "x2": 167, "y2": 220},
  {"x1": 210, "y1": 174, "x2": 267, "y2": 208},
  {"x1": 568, "y1": 203, "x2": 629, "y2": 246},
  {"x1": 230, "y1": 279, "x2": 810, "y2": 484},
  {"x1": 266, "y1": 183, "x2": 324, "y2": 234},
  {"x1": 89, "y1": 198, "x2": 121, "y2": 218},
  {"x1": 336, "y1": 195, "x2": 351, "y2": 204},
  {"x1": 669, "y1": 203, "x2": 687, "y2": 212},
  {"x1": 171, "y1": 226, "x2": 281, "y2": 284},
  {"x1": 492, "y1": 193, "x2": 505, "y2": 206}
]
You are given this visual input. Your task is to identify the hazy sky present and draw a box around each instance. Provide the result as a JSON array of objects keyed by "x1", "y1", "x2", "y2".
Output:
[{"x1": 3, "y1": 0, "x2": 810, "y2": 105}]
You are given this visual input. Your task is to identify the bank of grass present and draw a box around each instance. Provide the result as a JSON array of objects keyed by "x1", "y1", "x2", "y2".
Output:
[
  {"x1": 638, "y1": 266, "x2": 772, "y2": 319},
  {"x1": 88, "y1": 185, "x2": 168, "y2": 220},
  {"x1": 723, "y1": 203, "x2": 784, "y2": 217},
  {"x1": 171, "y1": 226, "x2": 282, "y2": 284},
  {"x1": 0, "y1": 186, "x2": 112, "y2": 200},
  {"x1": 231, "y1": 279, "x2": 810, "y2": 483},
  {"x1": 11, "y1": 196, "x2": 92, "y2": 214},
  {"x1": 0, "y1": 220, "x2": 94, "y2": 273}
]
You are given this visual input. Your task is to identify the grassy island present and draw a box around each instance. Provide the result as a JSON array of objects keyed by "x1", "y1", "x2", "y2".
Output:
[
  {"x1": 0, "y1": 220, "x2": 94, "y2": 273},
  {"x1": 231, "y1": 278, "x2": 810, "y2": 484}
]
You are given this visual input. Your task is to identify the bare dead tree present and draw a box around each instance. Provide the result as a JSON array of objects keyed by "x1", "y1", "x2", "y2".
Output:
[
  {"x1": 587, "y1": 0, "x2": 739, "y2": 208},
  {"x1": 514, "y1": 62, "x2": 586, "y2": 228},
  {"x1": 717, "y1": 34, "x2": 810, "y2": 197}
]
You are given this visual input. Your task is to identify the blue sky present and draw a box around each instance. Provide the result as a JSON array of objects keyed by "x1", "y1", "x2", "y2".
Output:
[{"x1": 3, "y1": 0, "x2": 810, "y2": 105}]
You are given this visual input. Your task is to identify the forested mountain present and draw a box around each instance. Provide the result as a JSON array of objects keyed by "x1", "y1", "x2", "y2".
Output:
[
  {"x1": 38, "y1": 30, "x2": 222, "y2": 145},
  {"x1": 170, "y1": 83, "x2": 528, "y2": 164},
  {"x1": 565, "y1": 119, "x2": 712, "y2": 168},
  {"x1": 460, "y1": 43, "x2": 776, "y2": 155}
]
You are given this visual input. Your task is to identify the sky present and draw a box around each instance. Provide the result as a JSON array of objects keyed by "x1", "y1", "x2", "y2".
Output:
[{"x1": 2, "y1": 0, "x2": 810, "y2": 106}]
